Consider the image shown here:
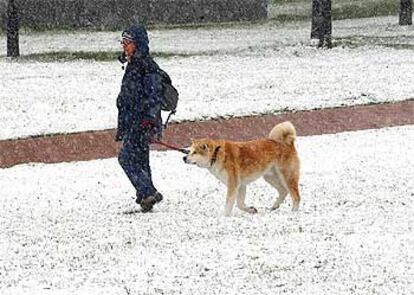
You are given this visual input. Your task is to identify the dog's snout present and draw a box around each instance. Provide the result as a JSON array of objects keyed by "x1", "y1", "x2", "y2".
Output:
[{"x1": 183, "y1": 156, "x2": 187, "y2": 163}]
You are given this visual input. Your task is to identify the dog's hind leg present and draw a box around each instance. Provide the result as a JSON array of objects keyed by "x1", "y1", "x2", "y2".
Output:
[
  {"x1": 286, "y1": 175, "x2": 301, "y2": 211},
  {"x1": 263, "y1": 170, "x2": 289, "y2": 211},
  {"x1": 278, "y1": 166, "x2": 301, "y2": 211},
  {"x1": 236, "y1": 185, "x2": 258, "y2": 214}
]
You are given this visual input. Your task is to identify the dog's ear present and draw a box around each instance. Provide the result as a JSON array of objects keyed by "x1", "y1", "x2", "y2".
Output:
[{"x1": 203, "y1": 142, "x2": 215, "y2": 151}]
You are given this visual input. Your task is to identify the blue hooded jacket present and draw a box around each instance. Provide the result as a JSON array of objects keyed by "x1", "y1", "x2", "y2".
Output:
[{"x1": 116, "y1": 24, "x2": 163, "y2": 141}]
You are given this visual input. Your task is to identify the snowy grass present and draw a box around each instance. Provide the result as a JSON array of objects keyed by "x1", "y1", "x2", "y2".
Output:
[
  {"x1": 1, "y1": 126, "x2": 413, "y2": 294},
  {"x1": 2, "y1": 16, "x2": 412, "y2": 56},
  {"x1": 1, "y1": 16, "x2": 414, "y2": 140},
  {"x1": 269, "y1": 0, "x2": 398, "y2": 21}
]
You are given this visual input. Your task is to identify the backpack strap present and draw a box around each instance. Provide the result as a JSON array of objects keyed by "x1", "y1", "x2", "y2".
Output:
[{"x1": 163, "y1": 109, "x2": 176, "y2": 129}]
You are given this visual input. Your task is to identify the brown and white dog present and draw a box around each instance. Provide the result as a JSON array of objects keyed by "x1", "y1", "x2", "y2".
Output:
[{"x1": 183, "y1": 121, "x2": 301, "y2": 216}]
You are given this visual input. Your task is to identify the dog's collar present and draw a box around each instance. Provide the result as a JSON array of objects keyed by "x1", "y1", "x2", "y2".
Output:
[{"x1": 210, "y1": 146, "x2": 221, "y2": 167}]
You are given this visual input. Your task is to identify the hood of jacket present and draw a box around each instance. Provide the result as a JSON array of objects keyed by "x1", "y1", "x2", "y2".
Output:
[{"x1": 122, "y1": 24, "x2": 150, "y2": 57}]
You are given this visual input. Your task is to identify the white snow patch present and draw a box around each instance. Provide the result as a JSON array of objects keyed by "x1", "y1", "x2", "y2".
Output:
[{"x1": 1, "y1": 126, "x2": 413, "y2": 294}]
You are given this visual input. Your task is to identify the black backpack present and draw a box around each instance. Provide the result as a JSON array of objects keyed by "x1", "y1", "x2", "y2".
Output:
[{"x1": 157, "y1": 68, "x2": 179, "y2": 128}]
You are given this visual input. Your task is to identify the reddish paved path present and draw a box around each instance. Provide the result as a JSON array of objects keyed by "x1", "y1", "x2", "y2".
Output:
[{"x1": 1, "y1": 100, "x2": 413, "y2": 168}]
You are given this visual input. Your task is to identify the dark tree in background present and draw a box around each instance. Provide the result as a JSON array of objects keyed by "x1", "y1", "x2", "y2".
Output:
[
  {"x1": 7, "y1": 0, "x2": 20, "y2": 57},
  {"x1": 311, "y1": 0, "x2": 332, "y2": 48},
  {"x1": 400, "y1": 0, "x2": 413, "y2": 25}
]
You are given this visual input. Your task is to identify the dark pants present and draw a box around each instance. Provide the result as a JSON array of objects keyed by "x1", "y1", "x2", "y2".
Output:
[{"x1": 118, "y1": 131, "x2": 157, "y2": 200}]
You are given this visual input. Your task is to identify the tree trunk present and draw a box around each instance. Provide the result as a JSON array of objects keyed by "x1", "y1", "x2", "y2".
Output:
[
  {"x1": 400, "y1": 0, "x2": 413, "y2": 25},
  {"x1": 7, "y1": 0, "x2": 20, "y2": 57},
  {"x1": 311, "y1": 0, "x2": 321, "y2": 39},
  {"x1": 311, "y1": 0, "x2": 332, "y2": 48}
]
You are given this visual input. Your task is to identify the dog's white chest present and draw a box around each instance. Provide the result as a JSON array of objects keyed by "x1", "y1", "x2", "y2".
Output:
[{"x1": 209, "y1": 166, "x2": 228, "y2": 184}]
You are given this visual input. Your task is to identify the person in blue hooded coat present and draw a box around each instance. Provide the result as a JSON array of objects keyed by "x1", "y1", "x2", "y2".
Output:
[{"x1": 115, "y1": 24, "x2": 163, "y2": 213}]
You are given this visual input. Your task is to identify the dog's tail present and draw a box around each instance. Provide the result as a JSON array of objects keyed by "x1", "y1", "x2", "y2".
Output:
[{"x1": 268, "y1": 121, "x2": 297, "y2": 145}]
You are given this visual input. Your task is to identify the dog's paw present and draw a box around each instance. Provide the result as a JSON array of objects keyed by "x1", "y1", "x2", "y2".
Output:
[
  {"x1": 247, "y1": 206, "x2": 258, "y2": 214},
  {"x1": 269, "y1": 205, "x2": 280, "y2": 211}
]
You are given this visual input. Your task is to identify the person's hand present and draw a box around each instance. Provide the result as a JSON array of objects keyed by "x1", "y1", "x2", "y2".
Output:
[{"x1": 140, "y1": 120, "x2": 153, "y2": 130}]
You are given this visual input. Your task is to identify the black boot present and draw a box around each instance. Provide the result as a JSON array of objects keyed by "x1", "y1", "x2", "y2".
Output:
[
  {"x1": 135, "y1": 194, "x2": 143, "y2": 205},
  {"x1": 140, "y1": 192, "x2": 163, "y2": 212},
  {"x1": 154, "y1": 192, "x2": 163, "y2": 203},
  {"x1": 140, "y1": 196, "x2": 156, "y2": 213}
]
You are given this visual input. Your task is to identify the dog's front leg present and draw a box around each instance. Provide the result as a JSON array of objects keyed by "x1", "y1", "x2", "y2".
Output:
[
  {"x1": 237, "y1": 185, "x2": 258, "y2": 214},
  {"x1": 224, "y1": 176, "x2": 239, "y2": 217}
]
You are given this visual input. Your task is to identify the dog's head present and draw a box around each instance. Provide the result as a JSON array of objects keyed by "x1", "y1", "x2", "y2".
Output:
[{"x1": 183, "y1": 139, "x2": 218, "y2": 168}]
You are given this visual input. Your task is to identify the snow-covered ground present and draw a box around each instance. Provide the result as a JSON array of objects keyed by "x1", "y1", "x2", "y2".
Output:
[
  {"x1": 1, "y1": 12, "x2": 413, "y2": 295},
  {"x1": 1, "y1": 126, "x2": 413, "y2": 294},
  {"x1": 2, "y1": 16, "x2": 412, "y2": 55},
  {"x1": 1, "y1": 16, "x2": 414, "y2": 140}
]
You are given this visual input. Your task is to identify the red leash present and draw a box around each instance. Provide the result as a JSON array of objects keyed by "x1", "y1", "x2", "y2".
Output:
[{"x1": 151, "y1": 139, "x2": 189, "y2": 154}]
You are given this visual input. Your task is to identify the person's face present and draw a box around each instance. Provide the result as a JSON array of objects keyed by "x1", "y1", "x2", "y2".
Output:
[{"x1": 121, "y1": 38, "x2": 136, "y2": 57}]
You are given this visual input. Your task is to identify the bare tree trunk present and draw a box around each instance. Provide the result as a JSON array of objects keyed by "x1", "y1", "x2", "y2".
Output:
[
  {"x1": 311, "y1": 0, "x2": 321, "y2": 39},
  {"x1": 7, "y1": 0, "x2": 20, "y2": 57},
  {"x1": 311, "y1": 0, "x2": 332, "y2": 48},
  {"x1": 400, "y1": 0, "x2": 413, "y2": 25}
]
